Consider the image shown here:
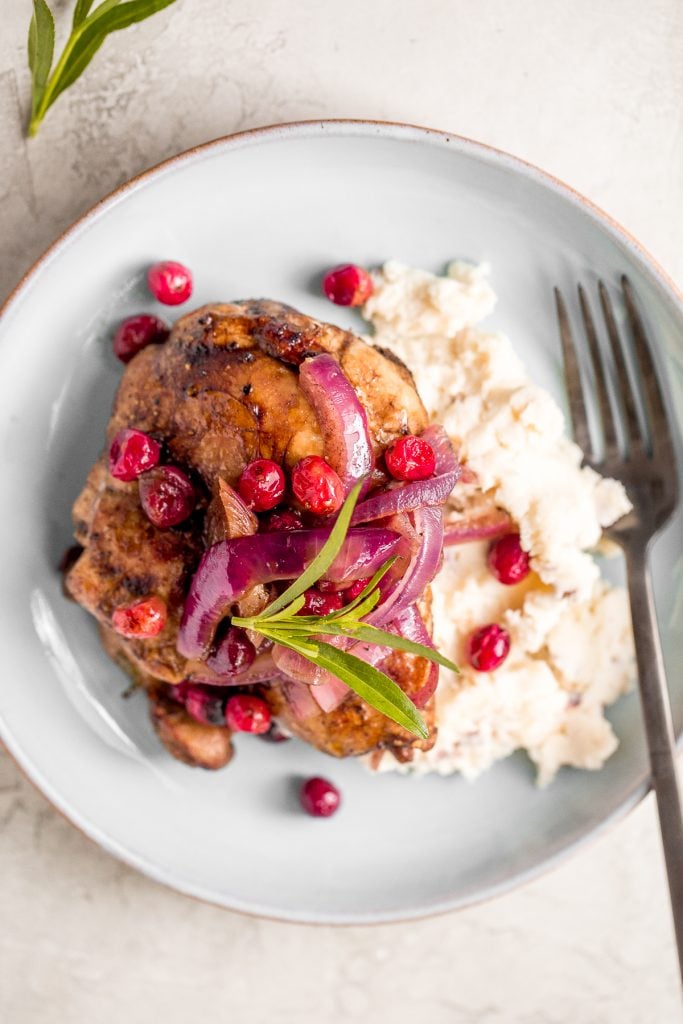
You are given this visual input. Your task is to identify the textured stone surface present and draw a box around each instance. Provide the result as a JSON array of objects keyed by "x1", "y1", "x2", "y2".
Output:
[{"x1": 0, "y1": 0, "x2": 681, "y2": 1020}]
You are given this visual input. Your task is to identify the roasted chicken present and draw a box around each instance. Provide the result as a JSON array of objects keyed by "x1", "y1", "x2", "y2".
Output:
[{"x1": 66, "y1": 300, "x2": 438, "y2": 768}]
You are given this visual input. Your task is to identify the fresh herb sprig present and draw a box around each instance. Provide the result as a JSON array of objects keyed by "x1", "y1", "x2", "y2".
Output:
[
  {"x1": 27, "y1": 0, "x2": 178, "y2": 138},
  {"x1": 232, "y1": 482, "x2": 459, "y2": 739}
]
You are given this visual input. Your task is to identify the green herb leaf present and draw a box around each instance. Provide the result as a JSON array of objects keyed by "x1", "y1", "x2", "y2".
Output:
[
  {"x1": 72, "y1": 0, "x2": 100, "y2": 28},
  {"x1": 348, "y1": 624, "x2": 460, "y2": 673},
  {"x1": 260, "y1": 481, "x2": 364, "y2": 619},
  {"x1": 230, "y1": 479, "x2": 456, "y2": 738},
  {"x1": 27, "y1": 0, "x2": 55, "y2": 122},
  {"x1": 50, "y1": 0, "x2": 175, "y2": 105},
  {"x1": 28, "y1": 0, "x2": 178, "y2": 137},
  {"x1": 313, "y1": 643, "x2": 429, "y2": 738},
  {"x1": 333, "y1": 556, "x2": 398, "y2": 616}
]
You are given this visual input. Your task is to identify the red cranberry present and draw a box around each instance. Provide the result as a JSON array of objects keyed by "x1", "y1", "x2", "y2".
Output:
[
  {"x1": 317, "y1": 579, "x2": 343, "y2": 593},
  {"x1": 299, "y1": 588, "x2": 345, "y2": 616},
  {"x1": 112, "y1": 596, "x2": 167, "y2": 638},
  {"x1": 291, "y1": 455, "x2": 344, "y2": 516},
  {"x1": 300, "y1": 777, "x2": 341, "y2": 817},
  {"x1": 147, "y1": 261, "x2": 193, "y2": 305},
  {"x1": 108, "y1": 428, "x2": 161, "y2": 481},
  {"x1": 185, "y1": 684, "x2": 227, "y2": 726},
  {"x1": 343, "y1": 577, "x2": 371, "y2": 602},
  {"x1": 139, "y1": 465, "x2": 195, "y2": 527},
  {"x1": 322, "y1": 264, "x2": 374, "y2": 306},
  {"x1": 385, "y1": 436, "x2": 436, "y2": 481},
  {"x1": 113, "y1": 314, "x2": 169, "y2": 363},
  {"x1": 468, "y1": 624, "x2": 511, "y2": 671},
  {"x1": 238, "y1": 459, "x2": 286, "y2": 511},
  {"x1": 488, "y1": 533, "x2": 531, "y2": 585},
  {"x1": 225, "y1": 694, "x2": 272, "y2": 734},
  {"x1": 260, "y1": 508, "x2": 304, "y2": 532},
  {"x1": 206, "y1": 626, "x2": 256, "y2": 676}
]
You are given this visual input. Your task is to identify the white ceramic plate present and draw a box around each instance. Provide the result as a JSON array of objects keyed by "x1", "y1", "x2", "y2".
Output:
[{"x1": 0, "y1": 121, "x2": 681, "y2": 924}]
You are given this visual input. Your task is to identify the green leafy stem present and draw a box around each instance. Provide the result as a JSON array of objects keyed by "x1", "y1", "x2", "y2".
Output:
[
  {"x1": 232, "y1": 482, "x2": 459, "y2": 740},
  {"x1": 28, "y1": 0, "x2": 178, "y2": 137}
]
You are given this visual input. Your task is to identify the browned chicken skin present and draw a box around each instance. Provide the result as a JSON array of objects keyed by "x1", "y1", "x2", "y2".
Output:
[{"x1": 66, "y1": 300, "x2": 435, "y2": 767}]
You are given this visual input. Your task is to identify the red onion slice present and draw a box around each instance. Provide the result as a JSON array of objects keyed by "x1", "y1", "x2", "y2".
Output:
[
  {"x1": 308, "y1": 676, "x2": 351, "y2": 712},
  {"x1": 271, "y1": 645, "x2": 335, "y2": 688},
  {"x1": 178, "y1": 526, "x2": 401, "y2": 660},
  {"x1": 443, "y1": 509, "x2": 513, "y2": 546},
  {"x1": 188, "y1": 651, "x2": 281, "y2": 688},
  {"x1": 367, "y1": 506, "x2": 444, "y2": 627},
  {"x1": 422, "y1": 424, "x2": 460, "y2": 475},
  {"x1": 391, "y1": 605, "x2": 439, "y2": 708},
  {"x1": 299, "y1": 353, "x2": 375, "y2": 496},
  {"x1": 281, "y1": 679, "x2": 319, "y2": 720},
  {"x1": 272, "y1": 642, "x2": 352, "y2": 712}
]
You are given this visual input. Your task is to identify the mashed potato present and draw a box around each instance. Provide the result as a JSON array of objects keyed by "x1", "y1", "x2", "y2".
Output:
[{"x1": 362, "y1": 261, "x2": 634, "y2": 785}]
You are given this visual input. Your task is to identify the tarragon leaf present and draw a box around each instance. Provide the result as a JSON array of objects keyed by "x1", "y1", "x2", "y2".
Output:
[
  {"x1": 313, "y1": 643, "x2": 429, "y2": 738},
  {"x1": 229, "y1": 479, "x2": 451, "y2": 737},
  {"x1": 257, "y1": 594, "x2": 307, "y2": 622},
  {"x1": 260, "y1": 481, "x2": 363, "y2": 619},
  {"x1": 27, "y1": 0, "x2": 178, "y2": 136},
  {"x1": 27, "y1": 0, "x2": 55, "y2": 120},
  {"x1": 72, "y1": 0, "x2": 101, "y2": 28},
  {"x1": 349, "y1": 624, "x2": 460, "y2": 673},
  {"x1": 49, "y1": 0, "x2": 177, "y2": 105},
  {"x1": 325, "y1": 555, "x2": 398, "y2": 618}
]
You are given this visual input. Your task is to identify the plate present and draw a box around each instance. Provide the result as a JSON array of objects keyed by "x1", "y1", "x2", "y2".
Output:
[{"x1": 0, "y1": 121, "x2": 681, "y2": 924}]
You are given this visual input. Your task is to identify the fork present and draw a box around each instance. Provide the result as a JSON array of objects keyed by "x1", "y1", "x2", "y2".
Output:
[{"x1": 555, "y1": 276, "x2": 683, "y2": 981}]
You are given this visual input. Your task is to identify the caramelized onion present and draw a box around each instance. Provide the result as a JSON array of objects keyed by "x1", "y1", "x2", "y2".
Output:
[
  {"x1": 178, "y1": 527, "x2": 402, "y2": 660},
  {"x1": 299, "y1": 354, "x2": 375, "y2": 496}
]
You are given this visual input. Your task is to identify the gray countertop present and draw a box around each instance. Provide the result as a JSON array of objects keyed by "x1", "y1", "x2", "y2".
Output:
[{"x1": 1, "y1": 1, "x2": 681, "y2": 1020}]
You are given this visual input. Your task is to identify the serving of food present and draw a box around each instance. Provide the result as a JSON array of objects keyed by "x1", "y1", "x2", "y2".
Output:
[
  {"x1": 64, "y1": 253, "x2": 635, "y2": 809},
  {"x1": 2, "y1": 121, "x2": 679, "y2": 919}
]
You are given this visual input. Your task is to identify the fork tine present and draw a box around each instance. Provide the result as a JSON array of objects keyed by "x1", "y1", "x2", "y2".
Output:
[
  {"x1": 577, "y1": 285, "x2": 619, "y2": 458},
  {"x1": 598, "y1": 281, "x2": 643, "y2": 452},
  {"x1": 621, "y1": 275, "x2": 675, "y2": 463},
  {"x1": 554, "y1": 288, "x2": 593, "y2": 457}
]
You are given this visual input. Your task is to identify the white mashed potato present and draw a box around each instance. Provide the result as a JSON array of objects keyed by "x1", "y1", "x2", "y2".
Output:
[{"x1": 362, "y1": 261, "x2": 635, "y2": 785}]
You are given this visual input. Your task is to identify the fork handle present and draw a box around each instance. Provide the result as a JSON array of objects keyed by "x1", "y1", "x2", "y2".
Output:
[{"x1": 625, "y1": 543, "x2": 683, "y2": 982}]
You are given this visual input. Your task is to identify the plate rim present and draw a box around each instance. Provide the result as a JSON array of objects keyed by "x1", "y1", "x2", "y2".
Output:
[
  {"x1": 2, "y1": 118, "x2": 681, "y2": 326},
  {"x1": 0, "y1": 118, "x2": 681, "y2": 925}
]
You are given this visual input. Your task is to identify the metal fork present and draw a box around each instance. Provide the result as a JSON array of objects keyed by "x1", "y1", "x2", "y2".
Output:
[{"x1": 555, "y1": 276, "x2": 683, "y2": 981}]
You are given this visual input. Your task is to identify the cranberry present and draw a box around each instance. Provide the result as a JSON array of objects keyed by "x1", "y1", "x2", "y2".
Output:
[
  {"x1": 317, "y1": 579, "x2": 343, "y2": 593},
  {"x1": 113, "y1": 314, "x2": 169, "y2": 363},
  {"x1": 147, "y1": 261, "x2": 193, "y2": 305},
  {"x1": 206, "y1": 626, "x2": 256, "y2": 676},
  {"x1": 238, "y1": 459, "x2": 286, "y2": 511},
  {"x1": 299, "y1": 588, "x2": 345, "y2": 616},
  {"x1": 185, "y1": 684, "x2": 227, "y2": 726},
  {"x1": 384, "y1": 436, "x2": 436, "y2": 481},
  {"x1": 322, "y1": 264, "x2": 374, "y2": 306},
  {"x1": 291, "y1": 455, "x2": 344, "y2": 516},
  {"x1": 108, "y1": 428, "x2": 161, "y2": 481},
  {"x1": 225, "y1": 694, "x2": 272, "y2": 734},
  {"x1": 343, "y1": 577, "x2": 371, "y2": 602},
  {"x1": 112, "y1": 595, "x2": 167, "y2": 638},
  {"x1": 260, "y1": 508, "x2": 304, "y2": 532},
  {"x1": 468, "y1": 624, "x2": 511, "y2": 671},
  {"x1": 300, "y1": 777, "x2": 341, "y2": 817},
  {"x1": 488, "y1": 533, "x2": 531, "y2": 585},
  {"x1": 139, "y1": 465, "x2": 195, "y2": 527}
]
